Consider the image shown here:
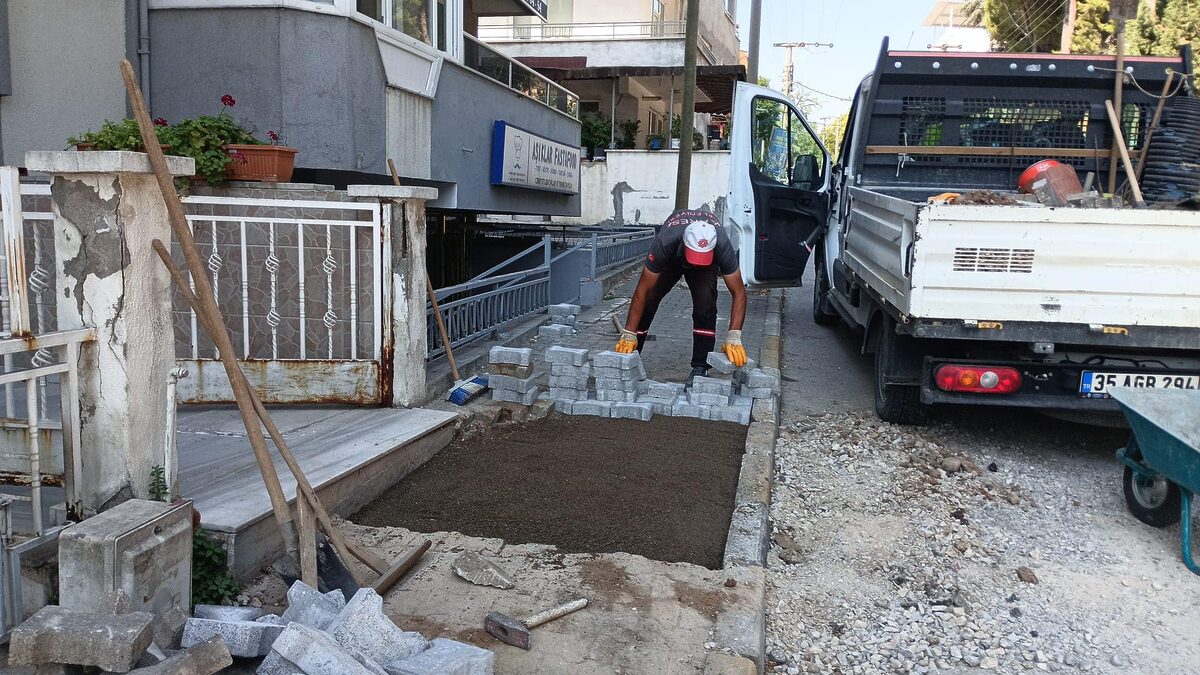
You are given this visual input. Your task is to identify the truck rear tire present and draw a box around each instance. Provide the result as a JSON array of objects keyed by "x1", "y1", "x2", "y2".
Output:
[
  {"x1": 812, "y1": 249, "x2": 839, "y2": 327},
  {"x1": 873, "y1": 320, "x2": 928, "y2": 425}
]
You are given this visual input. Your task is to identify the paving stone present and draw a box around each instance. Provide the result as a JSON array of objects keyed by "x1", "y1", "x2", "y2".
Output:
[
  {"x1": 595, "y1": 389, "x2": 638, "y2": 402},
  {"x1": 745, "y1": 368, "x2": 779, "y2": 389},
  {"x1": 488, "y1": 346, "x2": 532, "y2": 367},
  {"x1": 544, "y1": 346, "x2": 589, "y2": 366},
  {"x1": 593, "y1": 351, "x2": 642, "y2": 369},
  {"x1": 193, "y1": 605, "x2": 262, "y2": 622},
  {"x1": 743, "y1": 387, "x2": 774, "y2": 399},
  {"x1": 549, "y1": 362, "x2": 591, "y2": 376},
  {"x1": 548, "y1": 303, "x2": 581, "y2": 316},
  {"x1": 263, "y1": 623, "x2": 386, "y2": 675},
  {"x1": 691, "y1": 375, "x2": 734, "y2": 396},
  {"x1": 550, "y1": 314, "x2": 577, "y2": 327},
  {"x1": 730, "y1": 394, "x2": 754, "y2": 408},
  {"x1": 571, "y1": 400, "x2": 613, "y2": 417},
  {"x1": 706, "y1": 351, "x2": 737, "y2": 374},
  {"x1": 538, "y1": 324, "x2": 573, "y2": 339},
  {"x1": 592, "y1": 366, "x2": 645, "y2": 382},
  {"x1": 611, "y1": 401, "x2": 654, "y2": 421},
  {"x1": 328, "y1": 588, "x2": 429, "y2": 668},
  {"x1": 280, "y1": 580, "x2": 345, "y2": 631},
  {"x1": 182, "y1": 618, "x2": 284, "y2": 658},
  {"x1": 689, "y1": 391, "x2": 731, "y2": 406},
  {"x1": 153, "y1": 606, "x2": 189, "y2": 650},
  {"x1": 594, "y1": 376, "x2": 639, "y2": 391},
  {"x1": 256, "y1": 614, "x2": 286, "y2": 625},
  {"x1": 707, "y1": 405, "x2": 752, "y2": 424},
  {"x1": 645, "y1": 381, "x2": 685, "y2": 399},
  {"x1": 553, "y1": 399, "x2": 575, "y2": 414},
  {"x1": 548, "y1": 386, "x2": 588, "y2": 400},
  {"x1": 488, "y1": 373, "x2": 537, "y2": 393},
  {"x1": 549, "y1": 374, "x2": 589, "y2": 389},
  {"x1": 487, "y1": 362, "x2": 534, "y2": 378},
  {"x1": 671, "y1": 402, "x2": 704, "y2": 418},
  {"x1": 493, "y1": 388, "x2": 539, "y2": 405},
  {"x1": 389, "y1": 638, "x2": 494, "y2": 675},
  {"x1": 9, "y1": 606, "x2": 154, "y2": 672},
  {"x1": 129, "y1": 636, "x2": 232, "y2": 675}
]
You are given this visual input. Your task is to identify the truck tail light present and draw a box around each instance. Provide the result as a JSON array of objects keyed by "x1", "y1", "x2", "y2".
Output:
[{"x1": 935, "y1": 364, "x2": 1022, "y2": 394}]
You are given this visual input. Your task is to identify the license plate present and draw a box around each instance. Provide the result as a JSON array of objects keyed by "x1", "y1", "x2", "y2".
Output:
[{"x1": 1079, "y1": 371, "x2": 1200, "y2": 398}]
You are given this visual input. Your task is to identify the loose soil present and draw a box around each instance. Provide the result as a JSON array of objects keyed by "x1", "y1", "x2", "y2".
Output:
[{"x1": 351, "y1": 413, "x2": 746, "y2": 569}]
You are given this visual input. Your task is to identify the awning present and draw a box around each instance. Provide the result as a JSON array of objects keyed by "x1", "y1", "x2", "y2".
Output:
[
  {"x1": 472, "y1": 0, "x2": 547, "y2": 20},
  {"x1": 522, "y1": 64, "x2": 747, "y2": 115}
]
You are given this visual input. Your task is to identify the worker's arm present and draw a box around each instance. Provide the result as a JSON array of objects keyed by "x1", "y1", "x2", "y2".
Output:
[
  {"x1": 615, "y1": 267, "x2": 660, "y2": 353},
  {"x1": 722, "y1": 271, "x2": 749, "y2": 366}
]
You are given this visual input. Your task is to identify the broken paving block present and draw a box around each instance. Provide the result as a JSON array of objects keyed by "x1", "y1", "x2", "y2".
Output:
[
  {"x1": 691, "y1": 375, "x2": 733, "y2": 396},
  {"x1": 182, "y1": 618, "x2": 284, "y2": 658},
  {"x1": 329, "y1": 588, "x2": 429, "y2": 667},
  {"x1": 488, "y1": 346, "x2": 532, "y2": 367},
  {"x1": 548, "y1": 303, "x2": 581, "y2": 317},
  {"x1": 130, "y1": 636, "x2": 232, "y2": 675},
  {"x1": 550, "y1": 314, "x2": 577, "y2": 327},
  {"x1": 193, "y1": 605, "x2": 263, "y2": 622},
  {"x1": 9, "y1": 606, "x2": 154, "y2": 673},
  {"x1": 390, "y1": 638, "x2": 495, "y2": 675},
  {"x1": 452, "y1": 552, "x2": 515, "y2": 590},
  {"x1": 488, "y1": 362, "x2": 534, "y2": 378},
  {"x1": 264, "y1": 623, "x2": 386, "y2": 675},
  {"x1": 493, "y1": 388, "x2": 539, "y2": 405},
  {"x1": 571, "y1": 399, "x2": 613, "y2": 417},
  {"x1": 611, "y1": 401, "x2": 654, "y2": 421},
  {"x1": 280, "y1": 580, "x2": 345, "y2": 631},
  {"x1": 545, "y1": 346, "x2": 589, "y2": 366}
]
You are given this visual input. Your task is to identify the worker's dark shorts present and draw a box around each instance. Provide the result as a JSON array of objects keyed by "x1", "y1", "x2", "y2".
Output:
[{"x1": 634, "y1": 263, "x2": 718, "y2": 369}]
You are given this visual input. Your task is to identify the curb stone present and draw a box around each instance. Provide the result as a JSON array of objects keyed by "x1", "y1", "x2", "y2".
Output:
[{"x1": 713, "y1": 289, "x2": 784, "y2": 673}]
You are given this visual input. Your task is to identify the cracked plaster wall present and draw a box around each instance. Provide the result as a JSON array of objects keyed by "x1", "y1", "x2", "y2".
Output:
[
  {"x1": 565, "y1": 150, "x2": 731, "y2": 227},
  {"x1": 52, "y1": 172, "x2": 174, "y2": 513}
]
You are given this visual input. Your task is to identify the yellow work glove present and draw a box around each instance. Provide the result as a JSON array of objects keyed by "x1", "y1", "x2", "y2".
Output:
[
  {"x1": 615, "y1": 329, "x2": 638, "y2": 354},
  {"x1": 723, "y1": 330, "x2": 748, "y2": 367}
]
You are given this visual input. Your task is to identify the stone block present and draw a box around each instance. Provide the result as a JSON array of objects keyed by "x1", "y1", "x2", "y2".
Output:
[
  {"x1": 488, "y1": 362, "x2": 534, "y2": 378},
  {"x1": 691, "y1": 376, "x2": 733, "y2": 396},
  {"x1": 708, "y1": 406, "x2": 752, "y2": 425},
  {"x1": 193, "y1": 605, "x2": 262, "y2": 622},
  {"x1": 746, "y1": 368, "x2": 780, "y2": 389},
  {"x1": 550, "y1": 314, "x2": 577, "y2": 327},
  {"x1": 671, "y1": 402, "x2": 704, "y2": 418},
  {"x1": 706, "y1": 351, "x2": 736, "y2": 374},
  {"x1": 571, "y1": 400, "x2": 612, "y2": 417},
  {"x1": 593, "y1": 351, "x2": 641, "y2": 369},
  {"x1": 594, "y1": 376, "x2": 638, "y2": 391},
  {"x1": 9, "y1": 606, "x2": 154, "y2": 672},
  {"x1": 488, "y1": 347, "x2": 532, "y2": 367},
  {"x1": 328, "y1": 589, "x2": 429, "y2": 667},
  {"x1": 548, "y1": 387, "x2": 588, "y2": 401},
  {"x1": 129, "y1": 636, "x2": 232, "y2": 675},
  {"x1": 488, "y1": 373, "x2": 538, "y2": 393},
  {"x1": 743, "y1": 387, "x2": 774, "y2": 399},
  {"x1": 280, "y1": 581, "x2": 345, "y2": 631},
  {"x1": 548, "y1": 374, "x2": 589, "y2": 389},
  {"x1": 548, "y1": 303, "x2": 581, "y2": 317},
  {"x1": 595, "y1": 390, "x2": 638, "y2": 403},
  {"x1": 611, "y1": 401, "x2": 654, "y2": 421},
  {"x1": 182, "y1": 618, "x2": 284, "y2": 658},
  {"x1": 390, "y1": 638, "x2": 494, "y2": 675},
  {"x1": 552, "y1": 399, "x2": 575, "y2": 414},
  {"x1": 264, "y1": 623, "x2": 386, "y2": 675},
  {"x1": 257, "y1": 614, "x2": 286, "y2": 625},
  {"x1": 549, "y1": 362, "x2": 591, "y2": 377},
  {"x1": 537, "y1": 324, "x2": 573, "y2": 339},
  {"x1": 731, "y1": 395, "x2": 754, "y2": 408},
  {"x1": 646, "y1": 381, "x2": 685, "y2": 399},
  {"x1": 689, "y1": 391, "x2": 730, "y2": 406},
  {"x1": 493, "y1": 388, "x2": 539, "y2": 405},
  {"x1": 153, "y1": 606, "x2": 188, "y2": 650},
  {"x1": 545, "y1": 346, "x2": 589, "y2": 366}
]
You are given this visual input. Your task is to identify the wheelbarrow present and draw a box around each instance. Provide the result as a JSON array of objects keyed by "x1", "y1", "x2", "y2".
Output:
[{"x1": 1111, "y1": 387, "x2": 1200, "y2": 575}]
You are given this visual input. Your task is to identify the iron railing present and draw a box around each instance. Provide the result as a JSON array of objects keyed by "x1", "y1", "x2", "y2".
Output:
[
  {"x1": 463, "y1": 33, "x2": 580, "y2": 118},
  {"x1": 591, "y1": 230, "x2": 657, "y2": 272},
  {"x1": 479, "y1": 20, "x2": 686, "y2": 41}
]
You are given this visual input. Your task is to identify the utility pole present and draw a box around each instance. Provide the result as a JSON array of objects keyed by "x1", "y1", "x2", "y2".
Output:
[
  {"x1": 747, "y1": 0, "x2": 762, "y2": 83},
  {"x1": 675, "y1": 0, "x2": 701, "y2": 210},
  {"x1": 773, "y1": 42, "x2": 833, "y2": 100}
]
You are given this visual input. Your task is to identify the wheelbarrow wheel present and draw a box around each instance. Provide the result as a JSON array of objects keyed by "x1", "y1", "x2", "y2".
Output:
[{"x1": 1123, "y1": 466, "x2": 1182, "y2": 528}]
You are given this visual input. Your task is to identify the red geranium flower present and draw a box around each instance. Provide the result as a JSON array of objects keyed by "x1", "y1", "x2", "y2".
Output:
[
  {"x1": 267, "y1": 130, "x2": 281, "y2": 142},
  {"x1": 220, "y1": 94, "x2": 236, "y2": 107},
  {"x1": 153, "y1": 117, "x2": 169, "y2": 127}
]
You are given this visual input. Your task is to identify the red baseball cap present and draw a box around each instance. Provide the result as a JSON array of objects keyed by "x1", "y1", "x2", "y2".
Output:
[{"x1": 683, "y1": 221, "x2": 718, "y2": 266}]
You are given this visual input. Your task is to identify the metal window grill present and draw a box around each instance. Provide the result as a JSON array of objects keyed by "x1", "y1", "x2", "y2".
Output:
[
  {"x1": 900, "y1": 97, "x2": 947, "y2": 163},
  {"x1": 959, "y1": 98, "x2": 1092, "y2": 166}
]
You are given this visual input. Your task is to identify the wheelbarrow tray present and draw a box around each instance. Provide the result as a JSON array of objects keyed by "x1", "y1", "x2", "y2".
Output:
[{"x1": 1110, "y1": 388, "x2": 1200, "y2": 495}]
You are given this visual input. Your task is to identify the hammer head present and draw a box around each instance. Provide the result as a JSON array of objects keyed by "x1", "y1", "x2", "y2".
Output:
[{"x1": 484, "y1": 611, "x2": 531, "y2": 650}]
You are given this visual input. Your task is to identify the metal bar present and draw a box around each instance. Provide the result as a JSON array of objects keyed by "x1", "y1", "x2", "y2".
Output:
[
  {"x1": 61, "y1": 340, "x2": 82, "y2": 511},
  {"x1": 182, "y1": 196, "x2": 377, "y2": 212},
  {"x1": 297, "y1": 222, "x2": 306, "y2": 360},
  {"x1": 350, "y1": 217, "x2": 358, "y2": 360},
  {"x1": 0, "y1": 362, "x2": 68, "y2": 386},
  {"x1": 240, "y1": 220, "x2": 250, "y2": 358},
  {"x1": 465, "y1": 238, "x2": 549, "y2": 284},
  {"x1": 25, "y1": 377, "x2": 40, "y2": 535},
  {"x1": 0, "y1": 167, "x2": 30, "y2": 336},
  {"x1": 0, "y1": 329, "x2": 96, "y2": 356}
]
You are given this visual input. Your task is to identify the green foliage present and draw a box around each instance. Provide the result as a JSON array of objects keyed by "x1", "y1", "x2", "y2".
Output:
[
  {"x1": 1067, "y1": 1, "x2": 1200, "y2": 72},
  {"x1": 192, "y1": 529, "x2": 240, "y2": 607},
  {"x1": 819, "y1": 112, "x2": 850, "y2": 163},
  {"x1": 148, "y1": 466, "x2": 168, "y2": 502},
  {"x1": 982, "y1": 0, "x2": 1067, "y2": 51},
  {"x1": 161, "y1": 111, "x2": 261, "y2": 184},
  {"x1": 580, "y1": 112, "x2": 612, "y2": 149},
  {"x1": 617, "y1": 119, "x2": 641, "y2": 149},
  {"x1": 68, "y1": 117, "x2": 170, "y2": 151}
]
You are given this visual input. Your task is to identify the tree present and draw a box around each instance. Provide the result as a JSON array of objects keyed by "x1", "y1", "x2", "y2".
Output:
[
  {"x1": 1071, "y1": 0, "x2": 1116, "y2": 53},
  {"x1": 818, "y1": 112, "x2": 850, "y2": 163},
  {"x1": 1068, "y1": 1, "x2": 1200, "y2": 71},
  {"x1": 983, "y1": 0, "x2": 1068, "y2": 52}
]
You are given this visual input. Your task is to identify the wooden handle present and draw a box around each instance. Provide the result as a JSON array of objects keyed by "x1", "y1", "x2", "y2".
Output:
[
  {"x1": 523, "y1": 598, "x2": 588, "y2": 629},
  {"x1": 1105, "y1": 99, "x2": 1146, "y2": 207}
]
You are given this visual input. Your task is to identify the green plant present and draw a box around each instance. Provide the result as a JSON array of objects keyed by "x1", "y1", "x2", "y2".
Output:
[
  {"x1": 646, "y1": 133, "x2": 666, "y2": 150},
  {"x1": 616, "y1": 119, "x2": 641, "y2": 149},
  {"x1": 580, "y1": 112, "x2": 613, "y2": 149},
  {"x1": 160, "y1": 95, "x2": 262, "y2": 184},
  {"x1": 68, "y1": 117, "x2": 170, "y2": 150},
  {"x1": 671, "y1": 114, "x2": 682, "y2": 140},
  {"x1": 148, "y1": 466, "x2": 168, "y2": 502},
  {"x1": 192, "y1": 528, "x2": 240, "y2": 606},
  {"x1": 692, "y1": 130, "x2": 706, "y2": 151}
]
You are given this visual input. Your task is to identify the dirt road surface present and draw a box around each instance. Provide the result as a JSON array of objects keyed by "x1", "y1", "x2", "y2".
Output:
[{"x1": 768, "y1": 275, "x2": 1200, "y2": 674}]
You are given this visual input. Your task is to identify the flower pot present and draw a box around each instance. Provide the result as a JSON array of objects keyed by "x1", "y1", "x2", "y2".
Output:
[
  {"x1": 224, "y1": 144, "x2": 298, "y2": 183},
  {"x1": 669, "y1": 139, "x2": 681, "y2": 150}
]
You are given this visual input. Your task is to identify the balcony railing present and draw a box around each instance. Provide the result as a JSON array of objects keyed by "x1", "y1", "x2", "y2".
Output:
[
  {"x1": 478, "y1": 20, "x2": 687, "y2": 42},
  {"x1": 463, "y1": 34, "x2": 580, "y2": 118}
]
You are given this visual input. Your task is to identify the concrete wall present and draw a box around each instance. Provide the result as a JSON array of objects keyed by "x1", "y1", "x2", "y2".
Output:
[
  {"x1": 0, "y1": 0, "x2": 130, "y2": 166},
  {"x1": 431, "y1": 61, "x2": 581, "y2": 216},
  {"x1": 499, "y1": 38, "x2": 686, "y2": 68},
  {"x1": 566, "y1": 149, "x2": 730, "y2": 226},
  {"x1": 698, "y1": 0, "x2": 739, "y2": 66}
]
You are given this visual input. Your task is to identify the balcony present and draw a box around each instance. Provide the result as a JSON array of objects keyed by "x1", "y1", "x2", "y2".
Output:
[
  {"x1": 462, "y1": 34, "x2": 580, "y2": 118},
  {"x1": 478, "y1": 21, "x2": 687, "y2": 42}
]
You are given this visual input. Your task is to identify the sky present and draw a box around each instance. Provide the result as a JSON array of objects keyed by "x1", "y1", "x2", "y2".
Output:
[{"x1": 733, "y1": 0, "x2": 949, "y2": 124}]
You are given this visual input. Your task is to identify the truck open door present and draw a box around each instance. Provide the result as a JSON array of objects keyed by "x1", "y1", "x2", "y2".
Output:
[{"x1": 727, "y1": 81, "x2": 831, "y2": 287}]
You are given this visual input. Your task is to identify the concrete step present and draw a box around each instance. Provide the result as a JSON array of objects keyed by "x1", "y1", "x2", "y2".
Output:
[{"x1": 178, "y1": 406, "x2": 457, "y2": 580}]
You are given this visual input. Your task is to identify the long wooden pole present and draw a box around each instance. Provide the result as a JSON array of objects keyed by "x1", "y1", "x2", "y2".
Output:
[
  {"x1": 119, "y1": 60, "x2": 301, "y2": 570},
  {"x1": 1105, "y1": 99, "x2": 1146, "y2": 207},
  {"x1": 1107, "y1": 19, "x2": 1128, "y2": 194}
]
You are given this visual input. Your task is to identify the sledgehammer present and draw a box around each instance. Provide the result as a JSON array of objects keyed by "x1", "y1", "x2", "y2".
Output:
[{"x1": 484, "y1": 598, "x2": 588, "y2": 650}]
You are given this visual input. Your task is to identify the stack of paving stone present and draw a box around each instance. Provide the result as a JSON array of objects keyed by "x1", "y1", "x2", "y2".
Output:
[
  {"x1": 538, "y1": 303, "x2": 581, "y2": 340},
  {"x1": 488, "y1": 346, "x2": 539, "y2": 405},
  {"x1": 590, "y1": 351, "x2": 655, "y2": 420},
  {"x1": 546, "y1": 346, "x2": 591, "y2": 412},
  {"x1": 683, "y1": 374, "x2": 753, "y2": 424},
  {"x1": 636, "y1": 380, "x2": 686, "y2": 416},
  {"x1": 708, "y1": 351, "x2": 780, "y2": 399}
]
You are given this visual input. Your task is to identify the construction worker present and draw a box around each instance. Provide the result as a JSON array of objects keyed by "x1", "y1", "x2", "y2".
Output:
[{"x1": 614, "y1": 209, "x2": 748, "y2": 385}]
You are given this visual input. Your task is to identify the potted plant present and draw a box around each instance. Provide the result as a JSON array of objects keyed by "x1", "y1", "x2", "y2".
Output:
[
  {"x1": 581, "y1": 112, "x2": 613, "y2": 160},
  {"x1": 225, "y1": 127, "x2": 298, "y2": 184},
  {"x1": 616, "y1": 119, "x2": 641, "y2": 150},
  {"x1": 69, "y1": 117, "x2": 172, "y2": 152},
  {"x1": 165, "y1": 94, "x2": 298, "y2": 184},
  {"x1": 670, "y1": 114, "x2": 683, "y2": 149},
  {"x1": 646, "y1": 134, "x2": 666, "y2": 151}
]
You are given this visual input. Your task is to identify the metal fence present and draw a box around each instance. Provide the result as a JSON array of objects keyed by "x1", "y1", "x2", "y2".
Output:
[
  {"x1": 462, "y1": 34, "x2": 580, "y2": 118},
  {"x1": 590, "y1": 230, "x2": 656, "y2": 273},
  {"x1": 479, "y1": 20, "x2": 687, "y2": 41}
]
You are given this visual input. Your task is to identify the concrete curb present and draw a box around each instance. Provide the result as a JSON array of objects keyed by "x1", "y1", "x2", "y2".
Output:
[{"x1": 714, "y1": 289, "x2": 784, "y2": 673}]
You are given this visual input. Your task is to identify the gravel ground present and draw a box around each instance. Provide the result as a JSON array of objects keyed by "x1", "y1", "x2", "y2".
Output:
[{"x1": 766, "y1": 408, "x2": 1200, "y2": 675}]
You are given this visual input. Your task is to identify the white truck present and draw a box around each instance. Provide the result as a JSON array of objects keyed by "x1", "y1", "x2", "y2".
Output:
[{"x1": 726, "y1": 41, "x2": 1200, "y2": 424}]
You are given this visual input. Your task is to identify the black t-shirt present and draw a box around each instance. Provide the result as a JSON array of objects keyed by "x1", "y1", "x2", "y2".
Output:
[{"x1": 645, "y1": 210, "x2": 739, "y2": 275}]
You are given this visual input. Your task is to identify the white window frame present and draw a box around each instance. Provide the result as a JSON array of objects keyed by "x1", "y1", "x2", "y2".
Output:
[{"x1": 350, "y1": 0, "x2": 463, "y2": 61}]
